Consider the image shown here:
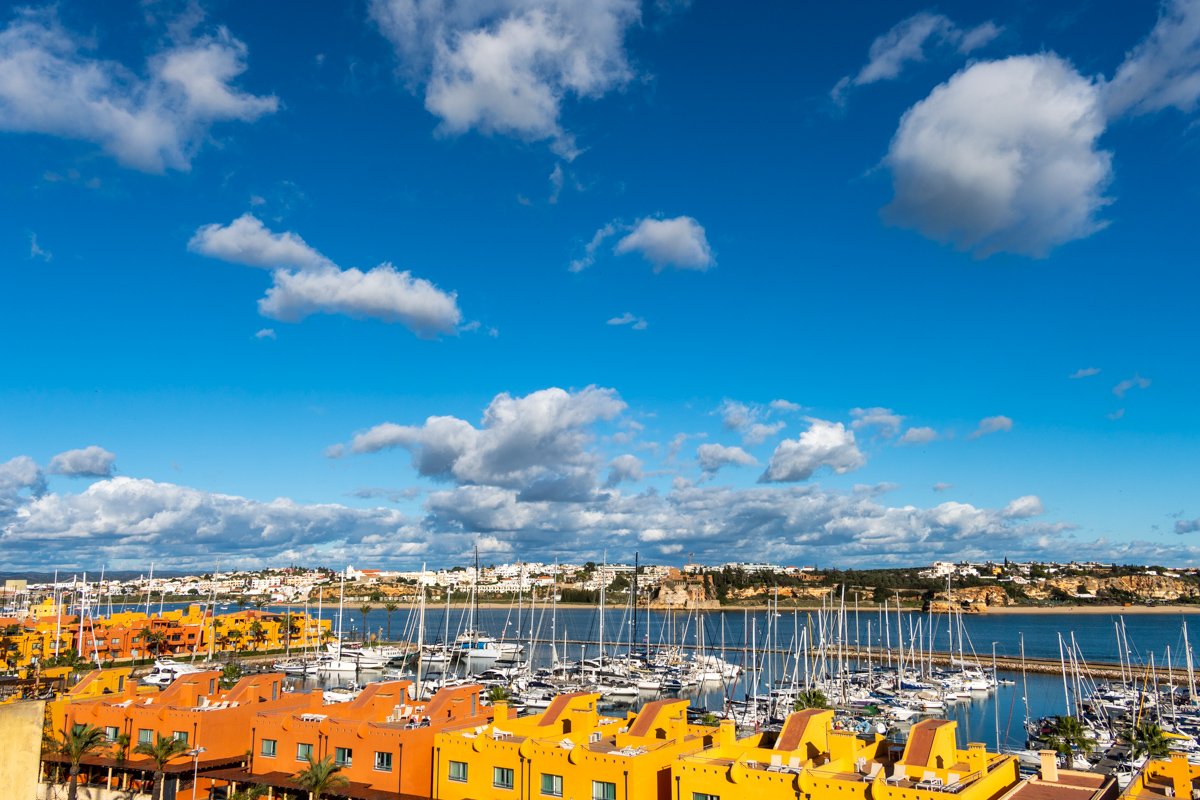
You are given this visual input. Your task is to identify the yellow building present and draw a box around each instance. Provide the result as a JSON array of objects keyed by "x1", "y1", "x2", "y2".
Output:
[
  {"x1": 676, "y1": 713, "x2": 1021, "y2": 800},
  {"x1": 1121, "y1": 752, "x2": 1199, "y2": 800},
  {"x1": 434, "y1": 692, "x2": 718, "y2": 800}
]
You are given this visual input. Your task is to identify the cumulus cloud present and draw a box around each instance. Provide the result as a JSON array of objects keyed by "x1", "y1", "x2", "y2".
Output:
[
  {"x1": 1002, "y1": 495, "x2": 1044, "y2": 519},
  {"x1": 344, "y1": 386, "x2": 626, "y2": 499},
  {"x1": 1177, "y1": 518, "x2": 1200, "y2": 534},
  {"x1": 761, "y1": 419, "x2": 865, "y2": 483},
  {"x1": 0, "y1": 455, "x2": 46, "y2": 517},
  {"x1": 718, "y1": 400, "x2": 787, "y2": 446},
  {"x1": 48, "y1": 446, "x2": 116, "y2": 478},
  {"x1": 884, "y1": 54, "x2": 1112, "y2": 258},
  {"x1": 899, "y1": 426, "x2": 938, "y2": 444},
  {"x1": 369, "y1": 0, "x2": 639, "y2": 156},
  {"x1": 833, "y1": 12, "x2": 1001, "y2": 103},
  {"x1": 255, "y1": 328, "x2": 276, "y2": 340},
  {"x1": 850, "y1": 407, "x2": 903, "y2": 438},
  {"x1": 969, "y1": 415, "x2": 1013, "y2": 439},
  {"x1": 191, "y1": 215, "x2": 462, "y2": 337},
  {"x1": 0, "y1": 475, "x2": 424, "y2": 570},
  {"x1": 1113, "y1": 374, "x2": 1151, "y2": 398},
  {"x1": 605, "y1": 454, "x2": 643, "y2": 487},
  {"x1": 0, "y1": 9, "x2": 276, "y2": 172},
  {"x1": 1106, "y1": 0, "x2": 1200, "y2": 117},
  {"x1": 189, "y1": 214, "x2": 334, "y2": 272},
  {"x1": 769, "y1": 399, "x2": 801, "y2": 413},
  {"x1": 696, "y1": 443, "x2": 756, "y2": 474},
  {"x1": 1070, "y1": 366, "x2": 1102, "y2": 378},
  {"x1": 614, "y1": 216, "x2": 714, "y2": 271},
  {"x1": 932, "y1": 482, "x2": 954, "y2": 492},
  {"x1": 607, "y1": 312, "x2": 647, "y2": 330}
]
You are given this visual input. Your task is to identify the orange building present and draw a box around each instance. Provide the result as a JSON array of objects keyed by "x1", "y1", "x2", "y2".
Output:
[
  {"x1": 46, "y1": 669, "x2": 308, "y2": 798},
  {"x1": 204, "y1": 680, "x2": 498, "y2": 800}
]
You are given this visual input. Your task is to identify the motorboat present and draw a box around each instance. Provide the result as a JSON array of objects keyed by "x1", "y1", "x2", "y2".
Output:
[{"x1": 141, "y1": 659, "x2": 203, "y2": 687}]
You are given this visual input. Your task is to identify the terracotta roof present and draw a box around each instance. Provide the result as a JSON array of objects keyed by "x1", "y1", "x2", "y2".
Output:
[
  {"x1": 537, "y1": 692, "x2": 592, "y2": 727},
  {"x1": 904, "y1": 719, "x2": 951, "y2": 766},
  {"x1": 775, "y1": 709, "x2": 825, "y2": 752},
  {"x1": 627, "y1": 699, "x2": 680, "y2": 738}
]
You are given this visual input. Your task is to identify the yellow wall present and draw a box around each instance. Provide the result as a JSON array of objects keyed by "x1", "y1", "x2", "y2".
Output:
[{"x1": 0, "y1": 700, "x2": 46, "y2": 800}]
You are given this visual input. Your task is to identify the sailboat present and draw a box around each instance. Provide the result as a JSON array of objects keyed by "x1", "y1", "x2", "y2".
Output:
[
  {"x1": 317, "y1": 572, "x2": 357, "y2": 674},
  {"x1": 453, "y1": 546, "x2": 521, "y2": 668}
]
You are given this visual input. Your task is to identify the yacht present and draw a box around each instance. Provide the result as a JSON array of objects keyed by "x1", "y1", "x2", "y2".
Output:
[{"x1": 141, "y1": 659, "x2": 203, "y2": 687}]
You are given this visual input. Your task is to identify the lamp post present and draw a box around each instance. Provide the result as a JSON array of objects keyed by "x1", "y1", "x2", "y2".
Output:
[{"x1": 188, "y1": 747, "x2": 207, "y2": 800}]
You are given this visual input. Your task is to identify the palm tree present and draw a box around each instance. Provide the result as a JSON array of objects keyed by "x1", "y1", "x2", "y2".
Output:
[
  {"x1": 358, "y1": 603, "x2": 372, "y2": 643},
  {"x1": 293, "y1": 754, "x2": 349, "y2": 800},
  {"x1": 1052, "y1": 715, "x2": 1093, "y2": 755},
  {"x1": 134, "y1": 733, "x2": 190, "y2": 800},
  {"x1": 248, "y1": 621, "x2": 266, "y2": 651},
  {"x1": 383, "y1": 602, "x2": 399, "y2": 642},
  {"x1": 58, "y1": 724, "x2": 109, "y2": 800},
  {"x1": 283, "y1": 613, "x2": 301, "y2": 655},
  {"x1": 227, "y1": 629, "x2": 245, "y2": 652},
  {"x1": 228, "y1": 785, "x2": 269, "y2": 800},
  {"x1": 487, "y1": 685, "x2": 511, "y2": 703},
  {"x1": 793, "y1": 688, "x2": 829, "y2": 711},
  {"x1": 140, "y1": 628, "x2": 168, "y2": 658},
  {"x1": 1129, "y1": 720, "x2": 1170, "y2": 759},
  {"x1": 113, "y1": 732, "x2": 131, "y2": 766}
]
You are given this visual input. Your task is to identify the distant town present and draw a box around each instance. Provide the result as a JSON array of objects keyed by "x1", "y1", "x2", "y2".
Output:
[{"x1": 4, "y1": 558, "x2": 1198, "y2": 613}]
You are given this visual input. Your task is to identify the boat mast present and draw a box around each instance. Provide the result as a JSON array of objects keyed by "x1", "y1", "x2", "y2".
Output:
[
  {"x1": 632, "y1": 552, "x2": 639, "y2": 655},
  {"x1": 416, "y1": 564, "x2": 426, "y2": 700}
]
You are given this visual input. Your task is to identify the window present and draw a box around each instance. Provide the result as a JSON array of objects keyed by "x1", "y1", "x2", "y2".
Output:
[
  {"x1": 334, "y1": 747, "x2": 352, "y2": 767},
  {"x1": 111, "y1": 638, "x2": 120, "y2": 646},
  {"x1": 296, "y1": 743, "x2": 313, "y2": 761},
  {"x1": 138, "y1": 729, "x2": 153, "y2": 745},
  {"x1": 494, "y1": 767, "x2": 515, "y2": 790},
  {"x1": 261, "y1": 739, "x2": 277, "y2": 757},
  {"x1": 105, "y1": 726, "x2": 119, "y2": 742},
  {"x1": 541, "y1": 773, "x2": 564, "y2": 797},
  {"x1": 593, "y1": 781, "x2": 617, "y2": 800},
  {"x1": 448, "y1": 761, "x2": 468, "y2": 783},
  {"x1": 173, "y1": 731, "x2": 188, "y2": 745},
  {"x1": 693, "y1": 794, "x2": 720, "y2": 800},
  {"x1": 374, "y1": 752, "x2": 392, "y2": 772}
]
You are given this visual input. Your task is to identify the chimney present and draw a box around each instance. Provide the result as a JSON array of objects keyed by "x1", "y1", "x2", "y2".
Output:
[
  {"x1": 1039, "y1": 750, "x2": 1058, "y2": 783},
  {"x1": 719, "y1": 720, "x2": 736, "y2": 747},
  {"x1": 1170, "y1": 752, "x2": 1192, "y2": 800}
]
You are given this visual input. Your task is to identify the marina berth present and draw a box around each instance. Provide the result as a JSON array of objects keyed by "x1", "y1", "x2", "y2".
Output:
[{"x1": 433, "y1": 692, "x2": 716, "y2": 800}]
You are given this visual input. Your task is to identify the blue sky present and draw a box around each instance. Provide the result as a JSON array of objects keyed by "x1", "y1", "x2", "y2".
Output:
[{"x1": 1, "y1": 0, "x2": 1198, "y2": 571}]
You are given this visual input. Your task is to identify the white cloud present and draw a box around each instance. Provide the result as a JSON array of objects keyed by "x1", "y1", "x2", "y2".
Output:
[
  {"x1": 0, "y1": 475, "x2": 422, "y2": 570},
  {"x1": 696, "y1": 443, "x2": 756, "y2": 474},
  {"x1": 1003, "y1": 495, "x2": 1044, "y2": 519},
  {"x1": 832, "y1": 12, "x2": 1001, "y2": 103},
  {"x1": 761, "y1": 418, "x2": 866, "y2": 483},
  {"x1": 0, "y1": 455, "x2": 45, "y2": 516},
  {"x1": 769, "y1": 399, "x2": 801, "y2": 413},
  {"x1": 29, "y1": 232, "x2": 51, "y2": 262},
  {"x1": 884, "y1": 55, "x2": 1112, "y2": 257},
  {"x1": 850, "y1": 406, "x2": 903, "y2": 438},
  {"x1": 899, "y1": 426, "x2": 938, "y2": 444},
  {"x1": 607, "y1": 312, "x2": 647, "y2": 330},
  {"x1": 255, "y1": 328, "x2": 276, "y2": 340},
  {"x1": 0, "y1": 10, "x2": 276, "y2": 172},
  {"x1": 345, "y1": 386, "x2": 626, "y2": 499},
  {"x1": 191, "y1": 215, "x2": 462, "y2": 337},
  {"x1": 969, "y1": 415, "x2": 1013, "y2": 439},
  {"x1": 1113, "y1": 374, "x2": 1151, "y2": 398},
  {"x1": 261, "y1": 263, "x2": 462, "y2": 337},
  {"x1": 1070, "y1": 366, "x2": 1101, "y2": 379},
  {"x1": 569, "y1": 221, "x2": 620, "y2": 272},
  {"x1": 1106, "y1": 0, "x2": 1200, "y2": 117},
  {"x1": 369, "y1": 0, "x2": 639, "y2": 156},
  {"x1": 189, "y1": 214, "x2": 334, "y2": 272},
  {"x1": 1107, "y1": 408, "x2": 1126, "y2": 421},
  {"x1": 605, "y1": 454, "x2": 643, "y2": 487},
  {"x1": 743, "y1": 422, "x2": 785, "y2": 447},
  {"x1": 615, "y1": 216, "x2": 714, "y2": 271},
  {"x1": 932, "y1": 482, "x2": 954, "y2": 492},
  {"x1": 48, "y1": 446, "x2": 116, "y2": 478}
]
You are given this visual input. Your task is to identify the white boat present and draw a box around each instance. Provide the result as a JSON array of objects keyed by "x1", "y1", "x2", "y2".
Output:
[
  {"x1": 141, "y1": 659, "x2": 203, "y2": 687},
  {"x1": 273, "y1": 658, "x2": 317, "y2": 675}
]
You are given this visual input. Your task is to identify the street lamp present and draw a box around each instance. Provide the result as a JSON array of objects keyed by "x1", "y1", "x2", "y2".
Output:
[{"x1": 188, "y1": 747, "x2": 207, "y2": 800}]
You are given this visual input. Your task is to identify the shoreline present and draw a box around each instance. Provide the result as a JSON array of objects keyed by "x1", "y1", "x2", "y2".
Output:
[{"x1": 271, "y1": 601, "x2": 1200, "y2": 615}]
